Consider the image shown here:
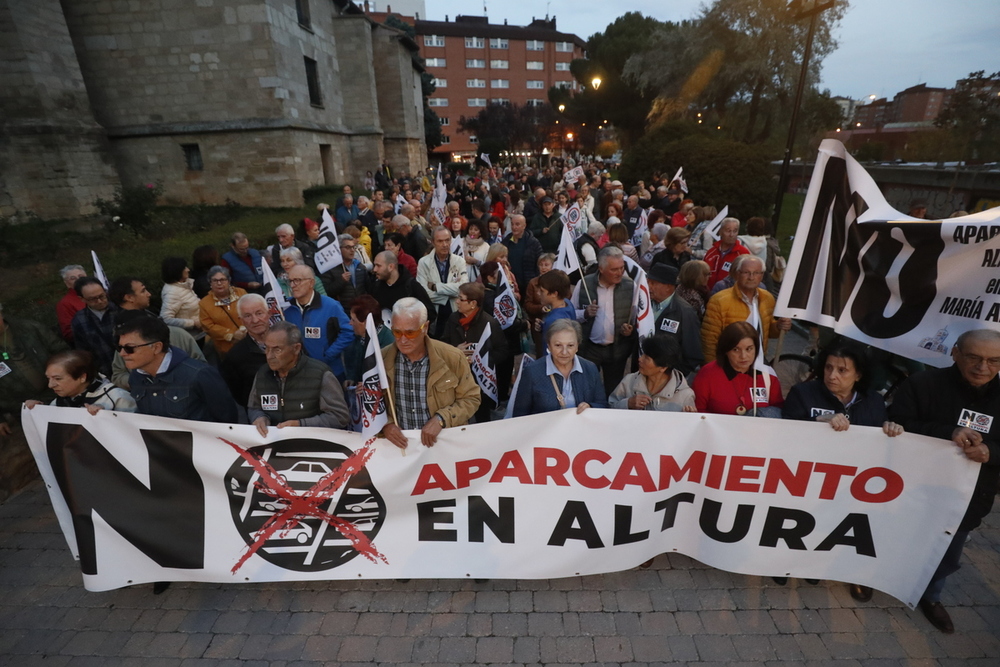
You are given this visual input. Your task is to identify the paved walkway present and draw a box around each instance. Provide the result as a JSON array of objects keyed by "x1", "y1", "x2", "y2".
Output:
[{"x1": 1, "y1": 478, "x2": 998, "y2": 666}]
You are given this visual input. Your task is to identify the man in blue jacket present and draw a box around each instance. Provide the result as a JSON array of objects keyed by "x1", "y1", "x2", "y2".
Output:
[
  {"x1": 220, "y1": 232, "x2": 263, "y2": 294},
  {"x1": 117, "y1": 316, "x2": 238, "y2": 423},
  {"x1": 283, "y1": 264, "x2": 353, "y2": 381}
]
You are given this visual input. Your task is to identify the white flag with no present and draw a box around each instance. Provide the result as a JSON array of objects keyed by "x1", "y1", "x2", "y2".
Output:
[{"x1": 313, "y1": 209, "x2": 344, "y2": 274}]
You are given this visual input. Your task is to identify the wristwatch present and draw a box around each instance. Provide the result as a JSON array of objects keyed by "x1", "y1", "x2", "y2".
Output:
[{"x1": 435, "y1": 414, "x2": 446, "y2": 428}]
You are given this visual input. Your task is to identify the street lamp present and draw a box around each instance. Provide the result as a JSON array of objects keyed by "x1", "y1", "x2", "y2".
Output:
[
  {"x1": 591, "y1": 76, "x2": 602, "y2": 90},
  {"x1": 558, "y1": 104, "x2": 565, "y2": 113}
]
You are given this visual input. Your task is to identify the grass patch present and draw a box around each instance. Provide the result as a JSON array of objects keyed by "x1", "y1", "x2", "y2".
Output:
[{"x1": 776, "y1": 192, "x2": 806, "y2": 257}]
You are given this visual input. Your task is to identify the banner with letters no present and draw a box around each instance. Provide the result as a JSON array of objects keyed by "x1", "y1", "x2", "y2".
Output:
[
  {"x1": 23, "y1": 405, "x2": 977, "y2": 606},
  {"x1": 775, "y1": 139, "x2": 1000, "y2": 367}
]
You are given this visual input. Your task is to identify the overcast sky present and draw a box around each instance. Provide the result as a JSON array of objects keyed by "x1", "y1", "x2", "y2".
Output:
[{"x1": 424, "y1": 0, "x2": 998, "y2": 100}]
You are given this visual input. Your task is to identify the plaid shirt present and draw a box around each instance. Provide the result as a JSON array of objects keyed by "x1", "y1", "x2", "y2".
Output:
[{"x1": 395, "y1": 351, "x2": 430, "y2": 430}]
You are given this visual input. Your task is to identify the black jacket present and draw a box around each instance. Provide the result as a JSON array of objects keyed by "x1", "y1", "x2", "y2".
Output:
[
  {"x1": 889, "y1": 365, "x2": 1000, "y2": 531},
  {"x1": 652, "y1": 295, "x2": 704, "y2": 375},
  {"x1": 783, "y1": 379, "x2": 887, "y2": 427}
]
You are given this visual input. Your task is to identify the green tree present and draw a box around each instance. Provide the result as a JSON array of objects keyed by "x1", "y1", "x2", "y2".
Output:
[
  {"x1": 935, "y1": 71, "x2": 1000, "y2": 163},
  {"x1": 553, "y1": 13, "x2": 667, "y2": 149},
  {"x1": 420, "y1": 71, "x2": 443, "y2": 149},
  {"x1": 459, "y1": 103, "x2": 556, "y2": 157}
]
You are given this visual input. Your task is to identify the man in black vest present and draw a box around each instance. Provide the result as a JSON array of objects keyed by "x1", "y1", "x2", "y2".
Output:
[
  {"x1": 247, "y1": 321, "x2": 350, "y2": 436},
  {"x1": 647, "y1": 263, "x2": 703, "y2": 376}
]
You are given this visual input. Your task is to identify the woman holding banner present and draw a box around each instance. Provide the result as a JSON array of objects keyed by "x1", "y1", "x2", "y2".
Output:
[
  {"x1": 609, "y1": 334, "x2": 695, "y2": 412},
  {"x1": 443, "y1": 283, "x2": 508, "y2": 423},
  {"x1": 781, "y1": 342, "x2": 904, "y2": 601},
  {"x1": 691, "y1": 322, "x2": 782, "y2": 417},
  {"x1": 511, "y1": 319, "x2": 607, "y2": 417},
  {"x1": 24, "y1": 350, "x2": 135, "y2": 414}
]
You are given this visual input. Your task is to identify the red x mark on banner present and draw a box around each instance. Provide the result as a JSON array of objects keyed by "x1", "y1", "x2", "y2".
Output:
[{"x1": 221, "y1": 437, "x2": 388, "y2": 573}]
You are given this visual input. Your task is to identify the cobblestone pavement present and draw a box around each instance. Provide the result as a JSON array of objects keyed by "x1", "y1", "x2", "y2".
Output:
[{"x1": 1, "y1": 478, "x2": 998, "y2": 666}]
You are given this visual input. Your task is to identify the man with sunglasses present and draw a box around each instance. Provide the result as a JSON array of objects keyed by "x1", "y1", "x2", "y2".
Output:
[
  {"x1": 380, "y1": 298, "x2": 480, "y2": 449},
  {"x1": 118, "y1": 316, "x2": 238, "y2": 424},
  {"x1": 890, "y1": 329, "x2": 1000, "y2": 633}
]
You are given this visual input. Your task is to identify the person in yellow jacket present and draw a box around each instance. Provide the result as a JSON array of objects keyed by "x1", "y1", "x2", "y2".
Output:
[{"x1": 701, "y1": 255, "x2": 791, "y2": 361}]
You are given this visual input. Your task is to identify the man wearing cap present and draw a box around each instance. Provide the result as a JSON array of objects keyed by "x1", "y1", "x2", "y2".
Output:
[
  {"x1": 530, "y1": 196, "x2": 563, "y2": 254},
  {"x1": 646, "y1": 263, "x2": 703, "y2": 375}
]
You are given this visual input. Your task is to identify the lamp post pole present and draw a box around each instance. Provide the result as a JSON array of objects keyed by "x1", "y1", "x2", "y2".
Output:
[{"x1": 772, "y1": 0, "x2": 834, "y2": 238}]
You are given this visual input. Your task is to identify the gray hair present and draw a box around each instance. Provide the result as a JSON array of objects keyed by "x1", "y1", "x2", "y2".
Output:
[
  {"x1": 392, "y1": 214, "x2": 411, "y2": 228},
  {"x1": 237, "y1": 293, "x2": 267, "y2": 315},
  {"x1": 588, "y1": 221, "x2": 606, "y2": 237},
  {"x1": 545, "y1": 318, "x2": 582, "y2": 345},
  {"x1": 59, "y1": 265, "x2": 86, "y2": 279},
  {"x1": 338, "y1": 233, "x2": 355, "y2": 244},
  {"x1": 231, "y1": 231, "x2": 248, "y2": 244},
  {"x1": 597, "y1": 244, "x2": 624, "y2": 268},
  {"x1": 357, "y1": 196, "x2": 370, "y2": 206},
  {"x1": 538, "y1": 253, "x2": 557, "y2": 266},
  {"x1": 651, "y1": 223, "x2": 670, "y2": 242},
  {"x1": 656, "y1": 185, "x2": 668, "y2": 196},
  {"x1": 733, "y1": 254, "x2": 764, "y2": 274},
  {"x1": 268, "y1": 321, "x2": 303, "y2": 345},
  {"x1": 720, "y1": 217, "x2": 740, "y2": 231},
  {"x1": 275, "y1": 223, "x2": 295, "y2": 235},
  {"x1": 955, "y1": 329, "x2": 1000, "y2": 351},
  {"x1": 207, "y1": 265, "x2": 230, "y2": 281},
  {"x1": 279, "y1": 246, "x2": 304, "y2": 264},
  {"x1": 392, "y1": 297, "x2": 428, "y2": 326}
]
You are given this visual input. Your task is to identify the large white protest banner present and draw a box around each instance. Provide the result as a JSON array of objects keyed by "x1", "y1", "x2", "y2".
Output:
[
  {"x1": 23, "y1": 405, "x2": 976, "y2": 606},
  {"x1": 775, "y1": 139, "x2": 1000, "y2": 367}
]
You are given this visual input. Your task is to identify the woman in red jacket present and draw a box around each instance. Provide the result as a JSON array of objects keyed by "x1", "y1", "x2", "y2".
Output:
[{"x1": 691, "y1": 321, "x2": 782, "y2": 417}]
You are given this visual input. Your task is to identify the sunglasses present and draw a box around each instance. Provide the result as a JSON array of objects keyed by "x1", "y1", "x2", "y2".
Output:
[
  {"x1": 116, "y1": 341, "x2": 158, "y2": 354},
  {"x1": 392, "y1": 326, "x2": 425, "y2": 339}
]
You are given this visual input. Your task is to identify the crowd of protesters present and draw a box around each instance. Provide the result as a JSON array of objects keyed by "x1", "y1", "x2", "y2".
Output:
[{"x1": 2, "y1": 158, "x2": 997, "y2": 633}]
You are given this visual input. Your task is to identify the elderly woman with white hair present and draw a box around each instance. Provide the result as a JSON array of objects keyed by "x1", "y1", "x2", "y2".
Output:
[
  {"x1": 511, "y1": 319, "x2": 608, "y2": 417},
  {"x1": 639, "y1": 222, "x2": 670, "y2": 270},
  {"x1": 277, "y1": 247, "x2": 327, "y2": 299}
]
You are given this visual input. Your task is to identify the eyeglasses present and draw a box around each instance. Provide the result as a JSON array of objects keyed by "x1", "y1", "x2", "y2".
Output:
[
  {"x1": 210, "y1": 277, "x2": 229, "y2": 284},
  {"x1": 83, "y1": 293, "x2": 108, "y2": 303},
  {"x1": 960, "y1": 352, "x2": 1000, "y2": 369},
  {"x1": 287, "y1": 278, "x2": 310, "y2": 286},
  {"x1": 117, "y1": 341, "x2": 157, "y2": 354},
  {"x1": 392, "y1": 326, "x2": 426, "y2": 339}
]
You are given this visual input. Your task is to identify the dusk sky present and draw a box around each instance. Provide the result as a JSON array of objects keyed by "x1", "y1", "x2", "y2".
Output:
[{"x1": 425, "y1": 0, "x2": 998, "y2": 100}]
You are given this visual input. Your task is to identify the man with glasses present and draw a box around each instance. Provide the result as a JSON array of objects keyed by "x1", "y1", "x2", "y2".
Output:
[
  {"x1": 380, "y1": 298, "x2": 480, "y2": 450},
  {"x1": 701, "y1": 255, "x2": 791, "y2": 360},
  {"x1": 283, "y1": 265, "x2": 353, "y2": 381},
  {"x1": 324, "y1": 234, "x2": 369, "y2": 309},
  {"x1": 70, "y1": 277, "x2": 118, "y2": 377},
  {"x1": 417, "y1": 227, "x2": 468, "y2": 340},
  {"x1": 247, "y1": 321, "x2": 349, "y2": 436},
  {"x1": 108, "y1": 276, "x2": 205, "y2": 389},
  {"x1": 890, "y1": 329, "x2": 1000, "y2": 633},
  {"x1": 117, "y1": 316, "x2": 237, "y2": 423}
]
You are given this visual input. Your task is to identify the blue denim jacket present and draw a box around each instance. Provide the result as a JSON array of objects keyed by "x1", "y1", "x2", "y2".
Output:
[
  {"x1": 512, "y1": 355, "x2": 608, "y2": 417},
  {"x1": 129, "y1": 347, "x2": 239, "y2": 423}
]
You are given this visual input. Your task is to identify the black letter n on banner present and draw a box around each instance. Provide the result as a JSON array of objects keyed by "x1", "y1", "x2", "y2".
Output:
[{"x1": 46, "y1": 424, "x2": 205, "y2": 575}]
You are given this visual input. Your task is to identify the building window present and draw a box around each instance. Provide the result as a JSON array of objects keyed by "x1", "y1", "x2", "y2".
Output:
[
  {"x1": 468, "y1": 98, "x2": 487, "y2": 107},
  {"x1": 526, "y1": 99, "x2": 545, "y2": 107},
  {"x1": 181, "y1": 144, "x2": 203, "y2": 171},
  {"x1": 425, "y1": 57, "x2": 447, "y2": 67},
  {"x1": 490, "y1": 38, "x2": 508, "y2": 49},
  {"x1": 424, "y1": 35, "x2": 445, "y2": 47},
  {"x1": 465, "y1": 59, "x2": 486, "y2": 68},
  {"x1": 526, "y1": 61, "x2": 544, "y2": 70},
  {"x1": 526, "y1": 80, "x2": 545, "y2": 89},
  {"x1": 439, "y1": 117, "x2": 450, "y2": 126},
  {"x1": 469, "y1": 135, "x2": 479, "y2": 144},
  {"x1": 432, "y1": 78, "x2": 447, "y2": 88},
  {"x1": 491, "y1": 98, "x2": 510, "y2": 105},
  {"x1": 491, "y1": 79, "x2": 509, "y2": 89},
  {"x1": 295, "y1": 0, "x2": 310, "y2": 27},
  {"x1": 555, "y1": 41, "x2": 573, "y2": 52},
  {"x1": 304, "y1": 56, "x2": 322, "y2": 106},
  {"x1": 555, "y1": 62, "x2": 570, "y2": 71},
  {"x1": 555, "y1": 80, "x2": 572, "y2": 90},
  {"x1": 490, "y1": 59, "x2": 509, "y2": 69},
  {"x1": 441, "y1": 135, "x2": 451, "y2": 144},
  {"x1": 467, "y1": 78, "x2": 486, "y2": 88},
  {"x1": 526, "y1": 40, "x2": 545, "y2": 51},
  {"x1": 465, "y1": 36, "x2": 485, "y2": 48},
  {"x1": 428, "y1": 98, "x2": 449, "y2": 107}
]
